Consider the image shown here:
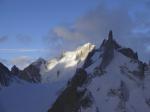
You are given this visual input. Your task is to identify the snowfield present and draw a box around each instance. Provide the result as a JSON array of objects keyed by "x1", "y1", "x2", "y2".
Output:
[{"x1": 0, "y1": 82, "x2": 63, "y2": 112}]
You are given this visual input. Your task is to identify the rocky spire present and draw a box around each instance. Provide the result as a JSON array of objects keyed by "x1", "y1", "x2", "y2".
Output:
[
  {"x1": 99, "y1": 31, "x2": 115, "y2": 69},
  {"x1": 100, "y1": 30, "x2": 116, "y2": 49},
  {"x1": 108, "y1": 30, "x2": 113, "y2": 41}
]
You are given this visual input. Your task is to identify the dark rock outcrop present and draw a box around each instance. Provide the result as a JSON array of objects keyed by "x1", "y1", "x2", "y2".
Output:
[
  {"x1": 100, "y1": 31, "x2": 121, "y2": 50},
  {"x1": 0, "y1": 63, "x2": 11, "y2": 86},
  {"x1": 11, "y1": 65, "x2": 20, "y2": 76},
  {"x1": 83, "y1": 49, "x2": 97, "y2": 69},
  {"x1": 120, "y1": 81, "x2": 129, "y2": 102},
  {"x1": 118, "y1": 48, "x2": 138, "y2": 60},
  {"x1": 19, "y1": 64, "x2": 41, "y2": 83},
  {"x1": 18, "y1": 58, "x2": 46, "y2": 83},
  {"x1": 48, "y1": 68, "x2": 93, "y2": 112},
  {"x1": 83, "y1": 31, "x2": 121, "y2": 70},
  {"x1": 100, "y1": 31, "x2": 117, "y2": 69},
  {"x1": 10, "y1": 58, "x2": 46, "y2": 83},
  {"x1": 0, "y1": 58, "x2": 46, "y2": 87}
]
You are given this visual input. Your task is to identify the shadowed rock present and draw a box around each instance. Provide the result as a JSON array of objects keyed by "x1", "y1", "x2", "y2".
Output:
[
  {"x1": 48, "y1": 68, "x2": 93, "y2": 112},
  {"x1": 11, "y1": 58, "x2": 46, "y2": 83},
  {"x1": 11, "y1": 65, "x2": 20, "y2": 76},
  {"x1": 83, "y1": 49, "x2": 97, "y2": 69},
  {"x1": 19, "y1": 64, "x2": 41, "y2": 83},
  {"x1": 118, "y1": 48, "x2": 138, "y2": 60},
  {"x1": 100, "y1": 31, "x2": 117, "y2": 69},
  {"x1": 0, "y1": 63, "x2": 11, "y2": 86}
]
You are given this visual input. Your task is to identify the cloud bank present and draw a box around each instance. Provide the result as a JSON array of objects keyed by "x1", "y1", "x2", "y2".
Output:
[{"x1": 46, "y1": 0, "x2": 150, "y2": 61}]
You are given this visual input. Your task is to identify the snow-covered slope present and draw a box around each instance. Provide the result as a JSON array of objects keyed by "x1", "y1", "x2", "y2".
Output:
[
  {"x1": 82, "y1": 51, "x2": 149, "y2": 112},
  {"x1": 41, "y1": 43, "x2": 95, "y2": 83},
  {"x1": 0, "y1": 82, "x2": 65, "y2": 112},
  {"x1": 48, "y1": 31, "x2": 150, "y2": 112}
]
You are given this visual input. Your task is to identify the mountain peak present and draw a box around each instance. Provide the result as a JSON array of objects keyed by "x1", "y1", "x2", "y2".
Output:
[
  {"x1": 99, "y1": 31, "x2": 138, "y2": 60},
  {"x1": 100, "y1": 31, "x2": 121, "y2": 50},
  {"x1": 31, "y1": 58, "x2": 46, "y2": 68},
  {"x1": 59, "y1": 43, "x2": 95, "y2": 61}
]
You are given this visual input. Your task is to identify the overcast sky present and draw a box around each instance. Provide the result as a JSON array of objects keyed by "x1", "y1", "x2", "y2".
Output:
[{"x1": 0, "y1": 0, "x2": 150, "y2": 69}]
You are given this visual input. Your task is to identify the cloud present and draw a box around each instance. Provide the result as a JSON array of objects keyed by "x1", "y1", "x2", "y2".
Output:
[
  {"x1": 53, "y1": 26, "x2": 86, "y2": 40},
  {"x1": 10, "y1": 56, "x2": 33, "y2": 70},
  {"x1": 0, "y1": 36, "x2": 8, "y2": 43},
  {"x1": 0, "y1": 58, "x2": 10, "y2": 67},
  {"x1": 46, "y1": 0, "x2": 150, "y2": 61},
  {"x1": 0, "y1": 48, "x2": 49, "y2": 53}
]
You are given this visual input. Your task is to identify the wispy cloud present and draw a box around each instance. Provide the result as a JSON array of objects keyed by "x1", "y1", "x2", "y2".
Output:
[
  {"x1": 10, "y1": 56, "x2": 33, "y2": 69},
  {"x1": 0, "y1": 48, "x2": 49, "y2": 53},
  {"x1": 0, "y1": 36, "x2": 8, "y2": 43},
  {"x1": 0, "y1": 55, "x2": 39, "y2": 70}
]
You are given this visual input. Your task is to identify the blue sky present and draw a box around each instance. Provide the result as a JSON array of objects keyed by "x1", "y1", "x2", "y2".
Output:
[
  {"x1": 0, "y1": 0, "x2": 150, "y2": 69},
  {"x1": 0, "y1": 0, "x2": 99, "y2": 68}
]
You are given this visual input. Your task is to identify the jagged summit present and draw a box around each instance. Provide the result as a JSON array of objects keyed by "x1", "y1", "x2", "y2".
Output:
[
  {"x1": 108, "y1": 30, "x2": 113, "y2": 41},
  {"x1": 100, "y1": 31, "x2": 138, "y2": 60},
  {"x1": 84, "y1": 31, "x2": 139, "y2": 69},
  {"x1": 31, "y1": 58, "x2": 46, "y2": 67},
  {"x1": 100, "y1": 31, "x2": 121, "y2": 50}
]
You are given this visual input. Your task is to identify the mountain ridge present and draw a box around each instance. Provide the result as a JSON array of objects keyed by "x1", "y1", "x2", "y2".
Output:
[
  {"x1": 48, "y1": 31, "x2": 150, "y2": 112},
  {"x1": 0, "y1": 31, "x2": 150, "y2": 112},
  {"x1": 0, "y1": 42, "x2": 95, "y2": 87}
]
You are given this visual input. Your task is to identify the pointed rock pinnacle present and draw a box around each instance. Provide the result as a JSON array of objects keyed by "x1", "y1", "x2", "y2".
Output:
[{"x1": 108, "y1": 30, "x2": 113, "y2": 41}]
